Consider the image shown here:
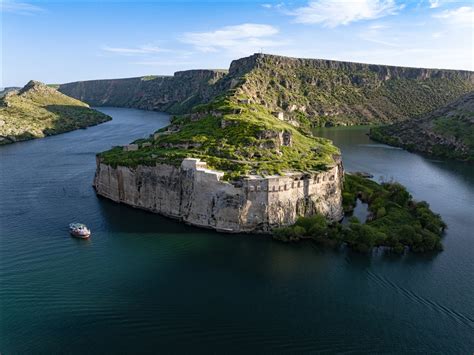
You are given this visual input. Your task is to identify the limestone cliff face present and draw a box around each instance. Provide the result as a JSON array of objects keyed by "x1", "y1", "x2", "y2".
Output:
[
  {"x1": 93, "y1": 157, "x2": 344, "y2": 233},
  {"x1": 59, "y1": 70, "x2": 228, "y2": 114}
]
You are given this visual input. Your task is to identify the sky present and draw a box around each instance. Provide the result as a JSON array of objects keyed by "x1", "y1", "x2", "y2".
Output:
[{"x1": 1, "y1": 0, "x2": 473, "y2": 87}]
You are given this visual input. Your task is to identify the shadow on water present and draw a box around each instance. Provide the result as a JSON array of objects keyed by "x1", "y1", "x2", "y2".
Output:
[
  {"x1": 97, "y1": 195, "x2": 218, "y2": 236},
  {"x1": 41, "y1": 104, "x2": 111, "y2": 134}
]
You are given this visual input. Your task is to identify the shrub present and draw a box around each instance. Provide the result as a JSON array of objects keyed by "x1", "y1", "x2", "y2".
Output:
[{"x1": 272, "y1": 174, "x2": 446, "y2": 254}]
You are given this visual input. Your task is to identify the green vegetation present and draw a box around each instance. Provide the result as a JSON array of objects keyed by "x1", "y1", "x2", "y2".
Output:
[
  {"x1": 273, "y1": 174, "x2": 446, "y2": 254},
  {"x1": 99, "y1": 95, "x2": 340, "y2": 178},
  {"x1": 0, "y1": 80, "x2": 111, "y2": 145},
  {"x1": 141, "y1": 75, "x2": 159, "y2": 81},
  {"x1": 370, "y1": 92, "x2": 474, "y2": 161}
]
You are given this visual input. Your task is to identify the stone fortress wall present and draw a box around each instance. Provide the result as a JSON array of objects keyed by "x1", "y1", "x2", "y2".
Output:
[{"x1": 94, "y1": 157, "x2": 344, "y2": 233}]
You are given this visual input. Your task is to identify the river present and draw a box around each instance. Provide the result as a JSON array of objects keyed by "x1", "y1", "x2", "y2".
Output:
[{"x1": 1, "y1": 109, "x2": 473, "y2": 353}]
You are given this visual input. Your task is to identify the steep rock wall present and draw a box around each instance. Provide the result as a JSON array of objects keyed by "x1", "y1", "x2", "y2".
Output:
[
  {"x1": 93, "y1": 157, "x2": 344, "y2": 233},
  {"x1": 59, "y1": 70, "x2": 228, "y2": 114}
]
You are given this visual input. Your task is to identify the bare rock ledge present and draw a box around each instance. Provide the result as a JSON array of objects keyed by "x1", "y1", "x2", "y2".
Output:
[{"x1": 93, "y1": 157, "x2": 344, "y2": 233}]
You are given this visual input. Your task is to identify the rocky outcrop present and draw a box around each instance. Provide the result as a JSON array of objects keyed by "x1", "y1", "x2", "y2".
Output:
[{"x1": 93, "y1": 157, "x2": 344, "y2": 233}]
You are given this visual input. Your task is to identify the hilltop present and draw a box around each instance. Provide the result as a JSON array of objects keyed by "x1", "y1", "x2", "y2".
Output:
[
  {"x1": 99, "y1": 94, "x2": 340, "y2": 178},
  {"x1": 370, "y1": 92, "x2": 474, "y2": 161},
  {"x1": 0, "y1": 81, "x2": 111, "y2": 145}
]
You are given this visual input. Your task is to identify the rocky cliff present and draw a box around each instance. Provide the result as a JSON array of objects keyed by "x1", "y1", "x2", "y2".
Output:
[
  {"x1": 59, "y1": 53, "x2": 474, "y2": 126},
  {"x1": 94, "y1": 157, "x2": 344, "y2": 233},
  {"x1": 59, "y1": 70, "x2": 228, "y2": 114},
  {"x1": 0, "y1": 80, "x2": 111, "y2": 144}
]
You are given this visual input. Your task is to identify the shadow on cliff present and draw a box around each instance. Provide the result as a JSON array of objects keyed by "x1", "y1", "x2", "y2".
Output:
[{"x1": 96, "y1": 195, "x2": 229, "y2": 236}]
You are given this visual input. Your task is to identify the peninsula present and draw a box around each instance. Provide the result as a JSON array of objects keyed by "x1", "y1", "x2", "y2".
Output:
[{"x1": 0, "y1": 80, "x2": 111, "y2": 145}]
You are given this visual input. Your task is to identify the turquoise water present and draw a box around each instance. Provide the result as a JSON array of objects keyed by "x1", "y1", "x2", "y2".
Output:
[{"x1": 1, "y1": 112, "x2": 473, "y2": 353}]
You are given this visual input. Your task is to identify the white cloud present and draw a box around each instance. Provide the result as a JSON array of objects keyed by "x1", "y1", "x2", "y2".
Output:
[
  {"x1": 433, "y1": 6, "x2": 474, "y2": 28},
  {"x1": 181, "y1": 23, "x2": 281, "y2": 55},
  {"x1": 288, "y1": 0, "x2": 402, "y2": 27},
  {"x1": 368, "y1": 24, "x2": 389, "y2": 30},
  {"x1": 102, "y1": 45, "x2": 168, "y2": 56},
  {"x1": 261, "y1": 2, "x2": 284, "y2": 9},
  {"x1": 427, "y1": 0, "x2": 461, "y2": 9},
  {"x1": 1, "y1": 0, "x2": 45, "y2": 15},
  {"x1": 429, "y1": 0, "x2": 440, "y2": 9}
]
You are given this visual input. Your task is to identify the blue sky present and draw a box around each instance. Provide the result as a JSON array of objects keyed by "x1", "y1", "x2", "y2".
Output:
[{"x1": 1, "y1": 0, "x2": 473, "y2": 87}]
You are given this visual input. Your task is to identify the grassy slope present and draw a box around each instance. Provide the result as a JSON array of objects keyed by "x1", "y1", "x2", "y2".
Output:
[
  {"x1": 100, "y1": 94, "x2": 339, "y2": 178},
  {"x1": 0, "y1": 81, "x2": 111, "y2": 144},
  {"x1": 370, "y1": 92, "x2": 474, "y2": 161}
]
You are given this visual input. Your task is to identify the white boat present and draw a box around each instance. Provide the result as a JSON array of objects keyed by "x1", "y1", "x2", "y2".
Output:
[{"x1": 69, "y1": 223, "x2": 91, "y2": 239}]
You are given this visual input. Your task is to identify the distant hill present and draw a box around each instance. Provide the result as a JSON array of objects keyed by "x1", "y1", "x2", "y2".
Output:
[
  {"x1": 0, "y1": 80, "x2": 111, "y2": 145},
  {"x1": 370, "y1": 92, "x2": 474, "y2": 161},
  {"x1": 59, "y1": 53, "x2": 474, "y2": 127}
]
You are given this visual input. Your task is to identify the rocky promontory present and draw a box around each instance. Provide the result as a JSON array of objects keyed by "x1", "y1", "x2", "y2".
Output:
[{"x1": 94, "y1": 86, "x2": 345, "y2": 232}]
